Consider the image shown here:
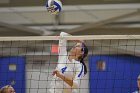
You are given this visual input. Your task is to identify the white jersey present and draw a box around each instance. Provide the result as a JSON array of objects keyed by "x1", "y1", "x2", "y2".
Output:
[{"x1": 48, "y1": 32, "x2": 85, "y2": 93}]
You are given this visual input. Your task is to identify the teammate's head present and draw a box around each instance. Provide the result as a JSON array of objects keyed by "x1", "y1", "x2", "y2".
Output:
[
  {"x1": 70, "y1": 42, "x2": 88, "y2": 75},
  {"x1": 0, "y1": 85, "x2": 15, "y2": 93},
  {"x1": 138, "y1": 75, "x2": 140, "y2": 90}
]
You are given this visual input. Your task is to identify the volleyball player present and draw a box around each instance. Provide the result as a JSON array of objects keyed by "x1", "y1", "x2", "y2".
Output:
[{"x1": 48, "y1": 32, "x2": 88, "y2": 93}]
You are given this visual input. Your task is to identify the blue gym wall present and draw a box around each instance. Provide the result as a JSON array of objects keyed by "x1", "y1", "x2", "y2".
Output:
[
  {"x1": 0, "y1": 56, "x2": 25, "y2": 93},
  {"x1": 89, "y1": 55, "x2": 140, "y2": 93}
]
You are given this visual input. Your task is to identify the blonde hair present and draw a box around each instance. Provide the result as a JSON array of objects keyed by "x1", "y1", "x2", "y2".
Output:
[{"x1": 0, "y1": 85, "x2": 12, "y2": 93}]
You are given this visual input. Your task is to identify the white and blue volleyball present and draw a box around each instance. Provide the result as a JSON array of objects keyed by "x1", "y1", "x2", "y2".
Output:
[{"x1": 46, "y1": 0, "x2": 62, "y2": 14}]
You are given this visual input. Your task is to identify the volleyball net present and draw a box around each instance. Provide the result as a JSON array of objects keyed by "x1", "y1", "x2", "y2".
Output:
[{"x1": 0, "y1": 35, "x2": 140, "y2": 93}]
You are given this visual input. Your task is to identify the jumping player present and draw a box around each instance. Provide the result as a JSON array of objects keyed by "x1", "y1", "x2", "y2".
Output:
[{"x1": 48, "y1": 32, "x2": 88, "y2": 93}]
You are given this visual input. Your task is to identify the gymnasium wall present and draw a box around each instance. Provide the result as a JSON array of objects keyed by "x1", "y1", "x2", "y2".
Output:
[
  {"x1": 89, "y1": 55, "x2": 140, "y2": 93},
  {"x1": 2, "y1": 55, "x2": 140, "y2": 93}
]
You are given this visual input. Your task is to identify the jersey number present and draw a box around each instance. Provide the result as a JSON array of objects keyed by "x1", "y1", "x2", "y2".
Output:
[{"x1": 61, "y1": 66, "x2": 67, "y2": 74}]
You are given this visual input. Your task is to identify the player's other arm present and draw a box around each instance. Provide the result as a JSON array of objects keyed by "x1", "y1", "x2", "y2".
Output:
[
  {"x1": 52, "y1": 69, "x2": 73, "y2": 87},
  {"x1": 52, "y1": 63, "x2": 84, "y2": 88}
]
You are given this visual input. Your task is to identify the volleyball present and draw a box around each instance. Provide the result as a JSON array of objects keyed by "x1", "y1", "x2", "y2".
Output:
[{"x1": 46, "y1": 0, "x2": 62, "y2": 15}]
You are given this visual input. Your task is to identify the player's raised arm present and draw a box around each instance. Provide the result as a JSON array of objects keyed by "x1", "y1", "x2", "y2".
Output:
[{"x1": 57, "y1": 32, "x2": 71, "y2": 68}]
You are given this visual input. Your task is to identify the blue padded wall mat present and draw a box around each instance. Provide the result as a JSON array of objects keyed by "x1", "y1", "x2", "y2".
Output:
[{"x1": 89, "y1": 55, "x2": 140, "y2": 93}]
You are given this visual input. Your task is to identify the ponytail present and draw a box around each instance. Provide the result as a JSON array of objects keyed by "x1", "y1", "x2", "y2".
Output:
[
  {"x1": 80, "y1": 43, "x2": 88, "y2": 75},
  {"x1": 80, "y1": 58, "x2": 87, "y2": 75}
]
